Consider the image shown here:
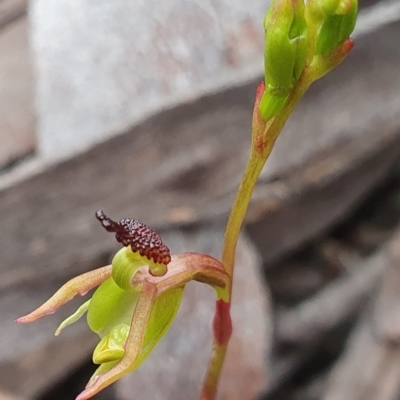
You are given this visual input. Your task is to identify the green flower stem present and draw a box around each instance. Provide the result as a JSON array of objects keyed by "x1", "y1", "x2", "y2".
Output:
[
  {"x1": 225, "y1": 65, "x2": 314, "y2": 290},
  {"x1": 221, "y1": 150, "x2": 267, "y2": 278},
  {"x1": 200, "y1": 66, "x2": 315, "y2": 400}
]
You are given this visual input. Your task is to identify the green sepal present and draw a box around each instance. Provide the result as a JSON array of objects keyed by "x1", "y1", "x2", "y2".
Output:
[
  {"x1": 306, "y1": 0, "x2": 358, "y2": 57},
  {"x1": 87, "y1": 278, "x2": 139, "y2": 337},
  {"x1": 315, "y1": 4, "x2": 357, "y2": 56},
  {"x1": 264, "y1": 0, "x2": 296, "y2": 92},
  {"x1": 259, "y1": 90, "x2": 289, "y2": 122},
  {"x1": 289, "y1": 0, "x2": 308, "y2": 82},
  {"x1": 262, "y1": 0, "x2": 307, "y2": 121},
  {"x1": 307, "y1": 0, "x2": 354, "y2": 20},
  {"x1": 139, "y1": 287, "x2": 184, "y2": 363}
]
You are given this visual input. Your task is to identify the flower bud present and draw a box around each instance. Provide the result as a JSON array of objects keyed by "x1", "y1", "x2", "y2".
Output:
[
  {"x1": 261, "y1": 0, "x2": 307, "y2": 121},
  {"x1": 306, "y1": 0, "x2": 358, "y2": 56}
]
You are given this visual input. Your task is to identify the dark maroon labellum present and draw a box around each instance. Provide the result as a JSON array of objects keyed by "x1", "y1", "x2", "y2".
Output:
[{"x1": 96, "y1": 210, "x2": 171, "y2": 265}]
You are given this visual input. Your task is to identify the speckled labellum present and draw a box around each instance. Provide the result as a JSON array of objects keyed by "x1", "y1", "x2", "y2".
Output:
[{"x1": 95, "y1": 210, "x2": 171, "y2": 276}]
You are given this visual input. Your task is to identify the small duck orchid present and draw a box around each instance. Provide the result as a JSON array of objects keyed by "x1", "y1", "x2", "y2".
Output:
[{"x1": 17, "y1": 211, "x2": 230, "y2": 400}]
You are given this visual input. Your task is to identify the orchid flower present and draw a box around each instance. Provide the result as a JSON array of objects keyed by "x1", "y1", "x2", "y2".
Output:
[{"x1": 17, "y1": 211, "x2": 230, "y2": 400}]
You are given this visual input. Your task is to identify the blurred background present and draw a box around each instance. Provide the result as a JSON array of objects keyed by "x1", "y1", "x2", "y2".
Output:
[{"x1": 1, "y1": 0, "x2": 400, "y2": 399}]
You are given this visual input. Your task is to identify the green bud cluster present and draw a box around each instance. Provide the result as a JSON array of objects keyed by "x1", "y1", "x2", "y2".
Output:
[{"x1": 260, "y1": 0, "x2": 357, "y2": 121}]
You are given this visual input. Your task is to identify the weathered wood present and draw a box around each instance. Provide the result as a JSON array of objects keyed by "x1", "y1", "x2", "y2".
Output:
[
  {"x1": 290, "y1": 374, "x2": 328, "y2": 400},
  {"x1": 261, "y1": 325, "x2": 348, "y2": 399},
  {"x1": 263, "y1": 230, "x2": 400, "y2": 398},
  {"x1": 0, "y1": 390, "x2": 24, "y2": 400},
  {"x1": 374, "y1": 234, "x2": 400, "y2": 342},
  {"x1": 267, "y1": 258, "x2": 332, "y2": 302},
  {"x1": 267, "y1": 239, "x2": 363, "y2": 303},
  {"x1": 262, "y1": 346, "x2": 318, "y2": 398},
  {"x1": 0, "y1": 0, "x2": 27, "y2": 29},
  {"x1": 317, "y1": 239, "x2": 362, "y2": 274},
  {"x1": 0, "y1": 17, "x2": 35, "y2": 169},
  {"x1": 323, "y1": 232, "x2": 400, "y2": 400},
  {"x1": 275, "y1": 243, "x2": 389, "y2": 345},
  {"x1": 323, "y1": 310, "x2": 400, "y2": 400},
  {"x1": 0, "y1": 332, "x2": 96, "y2": 398},
  {"x1": 247, "y1": 131, "x2": 400, "y2": 264}
]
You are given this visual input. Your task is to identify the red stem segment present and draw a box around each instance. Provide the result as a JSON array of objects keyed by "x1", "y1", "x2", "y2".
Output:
[{"x1": 200, "y1": 300, "x2": 232, "y2": 400}]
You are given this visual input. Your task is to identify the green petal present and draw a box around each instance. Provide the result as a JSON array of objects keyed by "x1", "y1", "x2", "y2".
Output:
[
  {"x1": 137, "y1": 286, "x2": 185, "y2": 367},
  {"x1": 55, "y1": 300, "x2": 91, "y2": 336},
  {"x1": 92, "y1": 286, "x2": 185, "y2": 374},
  {"x1": 87, "y1": 278, "x2": 139, "y2": 337},
  {"x1": 111, "y1": 247, "x2": 150, "y2": 291}
]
